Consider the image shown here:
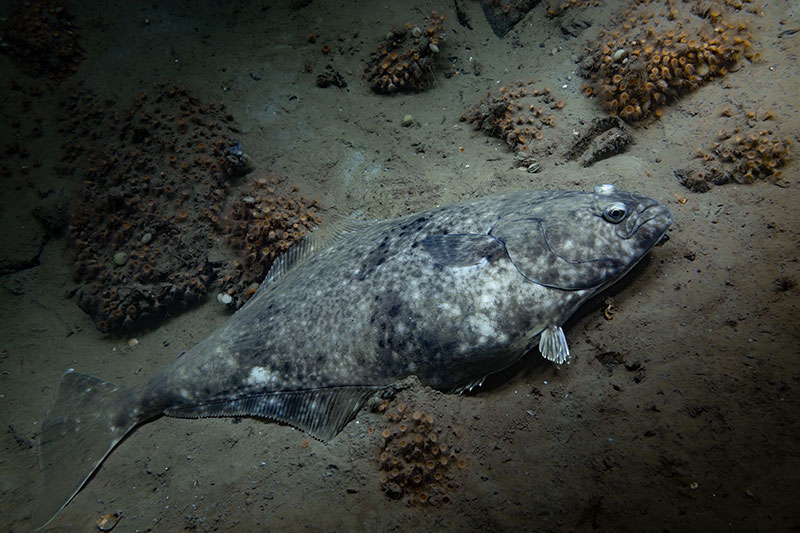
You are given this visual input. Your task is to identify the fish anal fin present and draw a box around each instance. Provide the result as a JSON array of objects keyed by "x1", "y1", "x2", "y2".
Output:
[{"x1": 164, "y1": 387, "x2": 379, "y2": 442}]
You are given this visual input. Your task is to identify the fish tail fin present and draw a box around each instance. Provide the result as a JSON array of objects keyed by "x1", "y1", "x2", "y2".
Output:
[{"x1": 32, "y1": 370, "x2": 137, "y2": 530}]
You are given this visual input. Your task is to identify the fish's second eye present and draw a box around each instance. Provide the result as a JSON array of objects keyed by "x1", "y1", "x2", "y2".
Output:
[{"x1": 603, "y1": 202, "x2": 627, "y2": 223}]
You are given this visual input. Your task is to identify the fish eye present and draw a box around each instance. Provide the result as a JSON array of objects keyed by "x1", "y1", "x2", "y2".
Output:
[{"x1": 603, "y1": 202, "x2": 627, "y2": 223}]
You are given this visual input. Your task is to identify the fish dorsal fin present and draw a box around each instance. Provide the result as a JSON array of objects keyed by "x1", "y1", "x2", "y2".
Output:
[
  {"x1": 163, "y1": 386, "x2": 379, "y2": 441},
  {"x1": 243, "y1": 218, "x2": 378, "y2": 310},
  {"x1": 260, "y1": 218, "x2": 373, "y2": 287},
  {"x1": 420, "y1": 234, "x2": 506, "y2": 268},
  {"x1": 322, "y1": 217, "x2": 375, "y2": 245},
  {"x1": 261, "y1": 231, "x2": 318, "y2": 286}
]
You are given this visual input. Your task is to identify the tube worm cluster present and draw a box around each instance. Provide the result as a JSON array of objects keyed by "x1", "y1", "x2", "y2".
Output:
[
  {"x1": 0, "y1": 0, "x2": 84, "y2": 82},
  {"x1": 678, "y1": 107, "x2": 791, "y2": 191},
  {"x1": 376, "y1": 399, "x2": 465, "y2": 506}
]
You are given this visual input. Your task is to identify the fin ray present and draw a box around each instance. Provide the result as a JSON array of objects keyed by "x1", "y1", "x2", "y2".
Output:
[
  {"x1": 245, "y1": 218, "x2": 377, "y2": 307},
  {"x1": 538, "y1": 325, "x2": 570, "y2": 364},
  {"x1": 164, "y1": 386, "x2": 379, "y2": 441},
  {"x1": 33, "y1": 371, "x2": 137, "y2": 530}
]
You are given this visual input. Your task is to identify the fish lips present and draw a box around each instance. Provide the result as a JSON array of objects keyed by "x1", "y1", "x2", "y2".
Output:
[{"x1": 621, "y1": 202, "x2": 673, "y2": 248}]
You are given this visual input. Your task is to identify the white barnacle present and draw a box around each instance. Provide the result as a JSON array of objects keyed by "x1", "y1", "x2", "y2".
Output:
[{"x1": 246, "y1": 366, "x2": 277, "y2": 385}]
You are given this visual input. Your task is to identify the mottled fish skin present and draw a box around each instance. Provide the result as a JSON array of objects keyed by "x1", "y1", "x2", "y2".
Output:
[
  {"x1": 34, "y1": 185, "x2": 671, "y2": 529},
  {"x1": 140, "y1": 186, "x2": 670, "y2": 400}
]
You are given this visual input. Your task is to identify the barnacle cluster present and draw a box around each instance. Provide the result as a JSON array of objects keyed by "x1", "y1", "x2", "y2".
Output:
[
  {"x1": 679, "y1": 107, "x2": 791, "y2": 191},
  {"x1": 376, "y1": 400, "x2": 464, "y2": 506},
  {"x1": 0, "y1": 0, "x2": 84, "y2": 82},
  {"x1": 65, "y1": 83, "x2": 243, "y2": 332},
  {"x1": 580, "y1": 0, "x2": 756, "y2": 122},
  {"x1": 460, "y1": 79, "x2": 566, "y2": 153},
  {"x1": 220, "y1": 175, "x2": 320, "y2": 308},
  {"x1": 362, "y1": 13, "x2": 446, "y2": 94}
]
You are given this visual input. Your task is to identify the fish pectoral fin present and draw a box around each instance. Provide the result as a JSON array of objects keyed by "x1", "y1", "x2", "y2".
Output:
[
  {"x1": 420, "y1": 233, "x2": 506, "y2": 268},
  {"x1": 164, "y1": 386, "x2": 379, "y2": 442},
  {"x1": 538, "y1": 325, "x2": 570, "y2": 365}
]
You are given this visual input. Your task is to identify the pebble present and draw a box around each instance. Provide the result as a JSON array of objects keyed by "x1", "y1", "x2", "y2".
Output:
[
  {"x1": 402, "y1": 114, "x2": 414, "y2": 127},
  {"x1": 113, "y1": 251, "x2": 128, "y2": 266},
  {"x1": 140, "y1": 232, "x2": 153, "y2": 244}
]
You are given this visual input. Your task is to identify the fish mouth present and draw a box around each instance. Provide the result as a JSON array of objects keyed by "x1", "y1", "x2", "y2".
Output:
[{"x1": 623, "y1": 203, "x2": 673, "y2": 245}]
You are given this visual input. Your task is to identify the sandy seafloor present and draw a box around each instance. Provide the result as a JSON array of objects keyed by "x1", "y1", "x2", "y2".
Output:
[{"x1": 1, "y1": 0, "x2": 799, "y2": 531}]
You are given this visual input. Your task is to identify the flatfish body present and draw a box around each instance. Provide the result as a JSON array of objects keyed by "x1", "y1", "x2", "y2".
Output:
[{"x1": 34, "y1": 185, "x2": 672, "y2": 528}]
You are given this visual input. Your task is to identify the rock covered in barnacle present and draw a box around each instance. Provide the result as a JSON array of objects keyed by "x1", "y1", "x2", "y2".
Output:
[
  {"x1": 577, "y1": 1, "x2": 756, "y2": 122},
  {"x1": 362, "y1": 12, "x2": 446, "y2": 94}
]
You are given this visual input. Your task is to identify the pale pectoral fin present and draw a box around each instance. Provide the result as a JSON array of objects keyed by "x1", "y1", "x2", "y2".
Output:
[{"x1": 538, "y1": 325, "x2": 570, "y2": 364}]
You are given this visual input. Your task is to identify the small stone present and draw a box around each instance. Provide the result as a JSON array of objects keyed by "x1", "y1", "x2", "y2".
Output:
[
  {"x1": 429, "y1": 42, "x2": 439, "y2": 54},
  {"x1": 113, "y1": 251, "x2": 128, "y2": 266},
  {"x1": 217, "y1": 293, "x2": 233, "y2": 305},
  {"x1": 140, "y1": 232, "x2": 153, "y2": 244},
  {"x1": 612, "y1": 48, "x2": 627, "y2": 61},
  {"x1": 402, "y1": 114, "x2": 414, "y2": 127}
]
